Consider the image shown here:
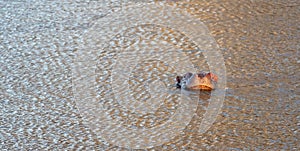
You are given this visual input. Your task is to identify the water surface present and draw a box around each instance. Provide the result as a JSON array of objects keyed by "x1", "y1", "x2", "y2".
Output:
[{"x1": 1, "y1": 0, "x2": 299, "y2": 150}]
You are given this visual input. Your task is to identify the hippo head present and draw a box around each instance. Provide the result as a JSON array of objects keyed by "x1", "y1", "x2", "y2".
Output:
[{"x1": 176, "y1": 72, "x2": 218, "y2": 90}]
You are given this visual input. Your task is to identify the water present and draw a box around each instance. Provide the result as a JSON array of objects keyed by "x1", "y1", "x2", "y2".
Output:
[{"x1": 1, "y1": 0, "x2": 299, "y2": 150}]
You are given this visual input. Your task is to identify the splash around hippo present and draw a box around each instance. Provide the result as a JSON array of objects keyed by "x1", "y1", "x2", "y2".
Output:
[{"x1": 176, "y1": 72, "x2": 218, "y2": 91}]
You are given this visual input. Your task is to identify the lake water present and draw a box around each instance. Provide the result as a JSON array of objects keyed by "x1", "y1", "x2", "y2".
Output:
[{"x1": 1, "y1": 0, "x2": 299, "y2": 150}]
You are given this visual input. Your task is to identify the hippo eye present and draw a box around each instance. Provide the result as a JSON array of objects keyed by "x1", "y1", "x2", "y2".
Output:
[{"x1": 184, "y1": 72, "x2": 193, "y2": 78}]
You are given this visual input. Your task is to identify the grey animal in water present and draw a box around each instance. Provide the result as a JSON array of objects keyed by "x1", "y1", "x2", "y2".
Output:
[{"x1": 176, "y1": 72, "x2": 218, "y2": 91}]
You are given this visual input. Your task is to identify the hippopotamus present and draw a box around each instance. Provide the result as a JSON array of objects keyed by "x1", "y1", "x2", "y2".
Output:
[{"x1": 176, "y1": 72, "x2": 218, "y2": 91}]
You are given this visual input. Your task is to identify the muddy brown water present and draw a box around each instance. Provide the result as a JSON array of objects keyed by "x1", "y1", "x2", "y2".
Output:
[{"x1": 1, "y1": 0, "x2": 299, "y2": 150}]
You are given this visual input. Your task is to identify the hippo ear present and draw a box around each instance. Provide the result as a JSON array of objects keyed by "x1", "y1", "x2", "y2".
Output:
[
  {"x1": 176, "y1": 76, "x2": 182, "y2": 83},
  {"x1": 207, "y1": 73, "x2": 218, "y2": 82}
]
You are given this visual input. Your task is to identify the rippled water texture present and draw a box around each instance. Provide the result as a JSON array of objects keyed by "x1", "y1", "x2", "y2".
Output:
[{"x1": 1, "y1": 0, "x2": 299, "y2": 150}]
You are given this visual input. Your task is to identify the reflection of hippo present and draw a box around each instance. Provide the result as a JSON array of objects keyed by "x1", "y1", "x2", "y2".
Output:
[{"x1": 176, "y1": 72, "x2": 218, "y2": 90}]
